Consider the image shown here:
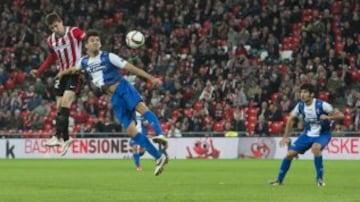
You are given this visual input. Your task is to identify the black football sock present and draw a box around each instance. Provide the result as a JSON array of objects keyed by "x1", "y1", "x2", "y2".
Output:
[{"x1": 59, "y1": 107, "x2": 70, "y2": 141}]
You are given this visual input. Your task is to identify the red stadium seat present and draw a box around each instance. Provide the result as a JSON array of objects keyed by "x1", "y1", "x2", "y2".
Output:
[
  {"x1": 5, "y1": 79, "x2": 15, "y2": 89},
  {"x1": 302, "y1": 9, "x2": 313, "y2": 22},
  {"x1": 331, "y1": 1, "x2": 342, "y2": 14},
  {"x1": 312, "y1": 10, "x2": 319, "y2": 18},
  {"x1": 271, "y1": 92, "x2": 282, "y2": 103},
  {"x1": 16, "y1": 71, "x2": 26, "y2": 84},
  {"x1": 32, "y1": 130, "x2": 42, "y2": 138},
  {"x1": 0, "y1": 85, "x2": 4, "y2": 95},
  {"x1": 343, "y1": 106, "x2": 353, "y2": 115},
  {"x1": 318, "y1": 91, "x2": 330, "y2": 102},
  {"x1": 181, "y1": 47, "x2": 189, "y2": 54},
  {"x1": 282, "y1": 114, "x2": 290, "y2": 124},
  {"x1": 343, "y1": 114, "x2": 353, "y2": 128},
  {"x1": 113, "y1": 11, "x2": 123, "y2": 23},
  {"x1": 212, "y1": 121, "x2": 224, "y2": 132},
  {"x1": 247, "y1": 116, "x2": 257, "y2": 126},
  {"x1": 86, "y1": 117, "x2": 95, "y2": 126},
  {"x1": 23, "y1": 130, "x2": 34, "y2": 138},
  {"x1": 348, "y1": 56, "x2": 356, "y2": 64},
  {"x1": 351, "y1": 70, "x2": 358, "y2": 82},
  {"x1": 333, "y1": 14, "x2": 341, "y2": 23},
  {"x1": 352, "y1": 70, "x2": 360, "y2": 82},
  {"x1": 335, "y1": 41, "x2": 345, "y2": 53},
  {"x1": 193, "y1": 101, "x2": 203, "y2": 111},
  {"x1": 145, "y1": 81, "x2": 153, "y2": 89},
  {"x1": 246, "y1": 122, "x2": 256, "y2": 136},
  {"x1": 197, "y1": 27, "x2": 207, "y2": 37},
  {"x1": 223, "y1": 107, "x2": 235, "y2": 121},
  {"x1": 183, "y1": 108, "x2": 193, "y2": 118},
  {"x1": 160, "y1": 121, "x2": 171, "y2": 131},
  {"x1": 10, "y1": 71, "x2": 18, "y2": 80},
  {"x1": 278, "y1": 64, "x2": 289, "y2": 74},
  {"x1": 269, "y1": 121, "x2": 284, "y2": 135},
  {"x1": 103, "y1": 18, "x2": 114, "y2": 29},
  {"x1": 281, "y1": 42, "x2": 294, "y2": 51},
  {"x1": 292, "y1": 36, "x2": 300, "y2": 47},
  {"x1": 334, "y1": 28, "x2": 342, "y2": 38},
  {"x1": 202, "y1": 20, "x2": 211, "y2": 30},
  {"x1": 171, "y1": 108, "x2": 181, "y2": 120},
  {"x1": 291, "y1": 29, "x2": 301, "y2": 38},
  {"x1": 202, "y1": 115, "x2": 213, "y2": 127},
  {"x1": 41, "y1": 131, "x2": 52, "y2": 138},
  {"x1": 247, "y1": 107, "x2": 259, "y2": 117},
  {"x1": 146, "y1": 126, "x2": 155, "y2": 136},
  {"x1": 43, "y1": 123, "x2": 52, "y2": 132},
  {"x1": 98, "y1": 110, "x2": 105, "y2": 118},
  {"x1": 73, "y1": 124, "x2": 82, "y2": 133},
  {"x1": 292, "y1": 23, "x2": 301, "y2": 32}
]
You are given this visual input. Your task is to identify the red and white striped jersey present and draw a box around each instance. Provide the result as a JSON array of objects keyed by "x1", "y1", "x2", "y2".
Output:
[{"x1": 47, "y1": 26, "x2": 85, "y2": 71}]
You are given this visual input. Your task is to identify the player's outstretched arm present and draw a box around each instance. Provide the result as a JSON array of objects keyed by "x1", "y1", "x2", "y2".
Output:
[
  {"x1": 319, "y1": 108, "x2": 344, "y2": 121},
  {"x1": 123, "y1": 63, "x2": 162, "y2": 87},
  {"x1": 31, "y1": 53, "x2": 57, "y2": 77}
]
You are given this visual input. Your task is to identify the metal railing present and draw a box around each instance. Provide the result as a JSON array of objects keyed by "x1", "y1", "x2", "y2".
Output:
[{"x1": 0, "y1": 131, "x2": 359, "y2": 138}]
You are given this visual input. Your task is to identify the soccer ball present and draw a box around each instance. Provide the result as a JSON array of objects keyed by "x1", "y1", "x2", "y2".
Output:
[{"x1": 125, "y1": 30, "x2": 145, "y2": 49}]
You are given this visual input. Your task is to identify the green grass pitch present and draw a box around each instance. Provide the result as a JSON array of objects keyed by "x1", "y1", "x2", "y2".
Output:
[{"x1": 0, "y1": 159, "x2": 359, "y2": 202}]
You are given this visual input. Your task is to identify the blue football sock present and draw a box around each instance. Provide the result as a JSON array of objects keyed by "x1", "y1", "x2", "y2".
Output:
[
  {"x1": 133, "y1": 133, "x2": 161, "y2": 159},
  {"x1": 133, "y1": 152, "x2": 141, "y2": 167},
  {"x1": 143, "y1": 111, "x2": 163, "y2": 136},
  {"x1": 277, "y1": 158, "x2": 292, "y2": 182},
  {"x1": 314, "y1": 155, "x2": 323, "y2": 180}
]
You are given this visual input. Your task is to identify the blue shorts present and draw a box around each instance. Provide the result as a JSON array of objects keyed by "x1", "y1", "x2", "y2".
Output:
[
  {"x1": 111, "y1": 80, "x2": 143, "y2": 129},
  {"x1": 129, "y1": 138, "x2": 138, "y2": 147},
  {"x1": 290, "y1": 132, "x2": 331, "y2": 153}
]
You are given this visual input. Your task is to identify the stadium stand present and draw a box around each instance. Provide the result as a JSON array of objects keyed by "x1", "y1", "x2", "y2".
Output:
[{"x1": 0, "y1": 0, "x2": 359, "y2": 137}]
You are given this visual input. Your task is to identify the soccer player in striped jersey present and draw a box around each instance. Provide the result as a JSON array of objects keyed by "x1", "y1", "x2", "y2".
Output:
[
  {"x1": 57, "y1": 30, "x2": 168, "y2": 175},
  {"x1": 30, "y1": 12, "x2": 85, "y2": 156},
  {"x1": 270, "y1": 84, "x2": 344, "y2": 186}
]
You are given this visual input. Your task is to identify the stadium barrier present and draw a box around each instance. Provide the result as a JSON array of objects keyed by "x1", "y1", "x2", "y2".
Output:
[{"x1": 0, "y1": 131, "x2": 359, "y2": 160}]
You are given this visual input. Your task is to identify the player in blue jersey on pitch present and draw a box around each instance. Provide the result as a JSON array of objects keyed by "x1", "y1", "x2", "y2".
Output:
[
  {"x1": 57, "y1": 30, "x2": 168, "y2": 175},
  {"x1": 270, "y1": 83, "x2": 344, "y2": 186},
  {"x1": 130, "y1": 112, "x2": 169, "y2": 171},
  {"x1": 130, "y1": 112, "x2": 148, "y2": 171}
]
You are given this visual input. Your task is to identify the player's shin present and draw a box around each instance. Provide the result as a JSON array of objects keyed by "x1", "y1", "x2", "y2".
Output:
[
  {"x1": 58, "y1": 107, "x2": 70, "y2": 141},
  {"x1": 54, "y1": 112, "x2": 63, "y2": 139},
  {"x1": 132, "y1": 133, "x2": 161, "y2": 159},
  {"x1": 133, "y1": 153, "x2": 141, "y2": 168},
  {"x1": 143, "y1": 111, "x2": 163, "y2": 136},
  {"x1": 277, "y1": 158, "x2": 292, "y2": 183},
  {"x1": 314, "y1": 155, "x2": 323, "y2": 180}
]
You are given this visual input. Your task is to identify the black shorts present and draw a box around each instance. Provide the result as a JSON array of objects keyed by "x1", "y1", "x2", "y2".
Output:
[{"x1": 54, "y1": 74, "x2": 82, "y2": 96}]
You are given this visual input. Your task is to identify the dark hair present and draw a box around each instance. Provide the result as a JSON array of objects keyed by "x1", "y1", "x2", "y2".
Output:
[
  {"x1": 45, "y1": 12, "x2": 62, "y2": 25},
  {"x1": 84, "y1": 29, "x2": 100, "y2": 42},
  {"x1": 300, "y1": 83, "x2": 316, "y2": 94}
]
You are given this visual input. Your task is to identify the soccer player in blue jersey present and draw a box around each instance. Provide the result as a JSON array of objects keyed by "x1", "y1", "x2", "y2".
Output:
[
  {"x1": 130, "y1": 112, "x2": 169, "y2": 171},
  {"x1": 130, "y1": 112, "x2": 148, "y2": 171},
  {"x1": 58, "y1": 30, "x2": 168, "y2": 175},
  {"x1": 270, "y1": 84, "x2": 344, "y2": 186},
  {"x1": 130, "y1": 138, "x2": 146, "y2": 171}
]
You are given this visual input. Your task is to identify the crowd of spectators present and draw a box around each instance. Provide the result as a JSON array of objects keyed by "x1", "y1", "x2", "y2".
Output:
[{"x1": 0, "y1": 0, "x2": 359, "y2": 137}]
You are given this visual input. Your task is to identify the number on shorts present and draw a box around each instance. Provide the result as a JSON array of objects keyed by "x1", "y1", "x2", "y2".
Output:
[{"x1": 54, "y1": 79, "x2": 60, "y2": 89}]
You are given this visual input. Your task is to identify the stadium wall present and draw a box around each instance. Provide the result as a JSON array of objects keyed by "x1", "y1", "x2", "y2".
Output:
[{"x1": 0, "y1": 137, "x2": 359, "y2": 160}]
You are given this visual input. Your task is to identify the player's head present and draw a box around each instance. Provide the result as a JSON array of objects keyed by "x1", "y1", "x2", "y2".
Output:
[
  {"x1": 84, "y1": 30, "x2": 102, "y2": 52},
  {"x1": 46, "y1": 12, "x2": 64, "y2": 36},
  {"x1": 300, "y1": 83, "x2": 316, "y2": 102}
]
